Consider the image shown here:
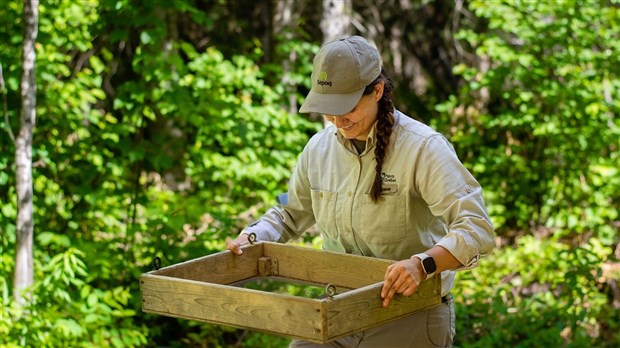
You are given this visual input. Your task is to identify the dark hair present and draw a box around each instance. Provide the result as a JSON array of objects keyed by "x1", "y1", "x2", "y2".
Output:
[{"x1": 363, "y1": 68, "x2": 395, "y2": 203}]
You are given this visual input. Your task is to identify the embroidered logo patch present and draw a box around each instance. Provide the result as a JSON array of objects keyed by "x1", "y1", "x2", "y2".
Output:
[{"x1": 380, "y1": 173, "x2": 398, "y2": 194}]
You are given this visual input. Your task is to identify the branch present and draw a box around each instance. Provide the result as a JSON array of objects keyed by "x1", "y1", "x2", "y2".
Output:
[{"x1": 0, "y1": 62, "x2": 16, "y2": 144}]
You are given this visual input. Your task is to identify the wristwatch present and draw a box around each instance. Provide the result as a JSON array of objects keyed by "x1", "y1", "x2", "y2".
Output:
[{"x1": 412, "y1": 253, "x2": 437, "y2": 280}]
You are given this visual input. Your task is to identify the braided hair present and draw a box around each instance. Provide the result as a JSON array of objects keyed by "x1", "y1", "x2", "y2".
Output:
[{"x1": 363, "y1": 68, "x2": 395, "y2": 203}]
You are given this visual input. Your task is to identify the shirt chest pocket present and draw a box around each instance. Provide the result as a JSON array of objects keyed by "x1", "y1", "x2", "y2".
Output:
[
  {"x1": 358, "y1": 194, "x2": 407, "y2": 245},
  {"x1": 310, "y1": 189, "x2": 339, "y2": 239}
]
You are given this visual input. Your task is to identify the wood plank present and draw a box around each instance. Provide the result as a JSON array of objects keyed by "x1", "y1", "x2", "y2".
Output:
[
  {"x1": 147, "y1": 243, "x2": 263, "y2": 284},
  {"x1": 140, "y1": 273, "x2": 326, "y2": 342},
  {"x1": 140, "y1": 243, "x2": 442, "y2": 343},
  {"x1": 263, "y1": 242, "x2": 393, "y2": 289},
  {"x1": 324, "y1": 276, "x2": 441, "y2": 339}
]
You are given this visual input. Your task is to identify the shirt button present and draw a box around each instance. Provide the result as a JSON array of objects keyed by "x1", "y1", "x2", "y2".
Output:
[
  {"x1": 465, "y1": 185, "x2": 472, "y2": 193},
  {"x1": 320, "y1": 192, "x2": 323, "y2": 198},
  {"x1": 347, "y1": 192, "x2": 352, "y2": 197}
]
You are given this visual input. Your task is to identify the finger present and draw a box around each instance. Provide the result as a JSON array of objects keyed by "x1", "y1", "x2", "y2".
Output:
[
  {"x1": 402, "y1": 283, "x2": 418, "y2": 297},
  {"x1": 381, "y1": 263, "x2": 403, "y2": 296},
  {"x1": 383, "y1": 297, "x2": 391, "y2": 307},
  {"x1": 397, "y1": 272, "x2": 421, "y2": 297},
  {"x1": 381, "y1": 283, "x2": 398, "y2": 299},
  {"x1": 389, "y1": 275, "x2": 406, "y2": 297},
  {"x1": 381, "y1": 280, "x2": 391, "y2": 299},
  {"x1": 382, "y1": 274, "x2": 406, "y2": 307},
  {"x1": 225, "y1": 238, "x2": 243, "y2": 255},
  {"x1": 383, "y1": 286, "x2": 398, "y2": 307},
  {"x1": 384, "y1": 263, "x2": 395, "y2": 279},
  {"x1": 395, "y1": 280, "x2": 410, "y2": 294},
  {"x1": 381, "y1": 267, "x2": 398, "y2": 298},
  {"x1": 382, "y1": 285, "x2": 393, "y2": 307}
]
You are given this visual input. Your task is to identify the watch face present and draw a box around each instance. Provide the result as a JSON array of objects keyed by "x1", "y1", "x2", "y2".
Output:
[{"x1": 422, "y1": 257, "x2": 437, "y2": 274}]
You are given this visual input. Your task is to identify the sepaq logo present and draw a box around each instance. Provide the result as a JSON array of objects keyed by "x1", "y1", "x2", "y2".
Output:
[{"x1": 317, "y1": 71, "x2": 332, "y2": 87}]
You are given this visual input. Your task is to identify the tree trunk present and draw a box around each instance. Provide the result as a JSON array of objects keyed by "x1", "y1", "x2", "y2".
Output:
[
  {"x1": 14, "y1": 0, "x2": 38, "y2": 306},
  {"x1": 321, "y1": 0, "x2": 352, "y2": 43},
  {"x1": 274, "y1": 0, "x2": 298, "y2": 114}
]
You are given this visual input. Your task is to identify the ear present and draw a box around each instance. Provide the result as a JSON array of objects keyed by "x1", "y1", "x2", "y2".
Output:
[{"x1": 373, "y1": 81, "x2": 385, "y2": 102}]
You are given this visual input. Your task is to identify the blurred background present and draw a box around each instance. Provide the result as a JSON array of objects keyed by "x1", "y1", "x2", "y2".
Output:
[{"x1": 1, "y1": 0, "x2": 618, "y2": 347}]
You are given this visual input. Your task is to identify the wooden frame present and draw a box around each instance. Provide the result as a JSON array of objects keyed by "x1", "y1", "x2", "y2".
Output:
[{"x1": 140, "y1": 242, "x2": 441, "y2": 343}]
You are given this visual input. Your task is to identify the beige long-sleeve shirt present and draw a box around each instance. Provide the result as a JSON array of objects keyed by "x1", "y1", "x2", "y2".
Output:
[{"x1": 244, "y1": 110, "x2": 494, "y2": 295}]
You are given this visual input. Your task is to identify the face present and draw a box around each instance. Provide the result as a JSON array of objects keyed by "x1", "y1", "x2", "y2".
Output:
[{"x1": 324, "y1": 82, "x2": 384, "y2": 141}]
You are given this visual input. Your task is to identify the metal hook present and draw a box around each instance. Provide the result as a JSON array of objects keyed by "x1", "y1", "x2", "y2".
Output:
[
  {"x1": 152, "y1": 256, "x2": 161, "y2": 271},
  {"x1": 325, "y1": 283, "x2": 337, "y2": 299},
  {"x1": 248, "y1": 232, "x2": 257, "y2": 245}
]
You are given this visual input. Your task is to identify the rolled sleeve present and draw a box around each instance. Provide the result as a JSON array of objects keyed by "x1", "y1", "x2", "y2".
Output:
[
  {"x1": 242, "y1": 207, "x2": 288, "y2": 242},
  {"x1": 436, "y1": 213, "x2": 494, "y2": 270},
  {"x1": 417, "y1": 135, "x2": 495, "y2": 270}
]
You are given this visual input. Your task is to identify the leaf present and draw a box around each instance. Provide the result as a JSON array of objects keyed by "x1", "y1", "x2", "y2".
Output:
[
  {"x1": 55, "y1": 318, "x2": 85, "y2": 337},
  {"x1": 140, "y1": 31, "x2": 152, "y2": 45},
  {"x1": 37, "y1": 232, "x2": 71, "y2": 247}
]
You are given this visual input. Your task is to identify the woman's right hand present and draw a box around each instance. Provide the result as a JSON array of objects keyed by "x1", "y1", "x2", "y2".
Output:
[{"x1": 226, "y1": 233, "x2": 251, "y2": 255}]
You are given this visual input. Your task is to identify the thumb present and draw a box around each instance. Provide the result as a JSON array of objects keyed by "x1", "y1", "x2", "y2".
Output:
[{"x1": 226, "y1": 238, "x2": 243, "y2": 255}]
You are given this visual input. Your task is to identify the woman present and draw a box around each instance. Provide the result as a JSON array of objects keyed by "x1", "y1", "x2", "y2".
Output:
[{"x1": 227, "y1": 36, "x2": 494, "y2": 347}]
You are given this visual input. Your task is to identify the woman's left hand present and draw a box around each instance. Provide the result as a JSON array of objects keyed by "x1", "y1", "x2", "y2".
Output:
[{"x1": 380, "y1": 258, "x2": 424, "y2": 307}]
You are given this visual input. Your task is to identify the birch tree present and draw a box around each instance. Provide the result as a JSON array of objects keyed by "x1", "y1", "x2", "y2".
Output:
[
  {"x1": 321, "y1": 0, "x2": 352, "y2": 42},
  {"x1": 14, "y1": 0, "x2": 38, "y2": 305},
  {"x1": 274, "y1": 0, "x2": 299, "y2": 114}
]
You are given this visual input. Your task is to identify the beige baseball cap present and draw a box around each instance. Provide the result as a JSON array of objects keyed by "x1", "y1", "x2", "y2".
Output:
[{"x1": 299, "y1": 36, "x2": 382, "y2": 116}]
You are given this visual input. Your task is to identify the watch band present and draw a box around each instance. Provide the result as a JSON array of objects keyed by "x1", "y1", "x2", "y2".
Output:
[{"x1": 412, "y1": 252, "x2": 436, "y2": 280}]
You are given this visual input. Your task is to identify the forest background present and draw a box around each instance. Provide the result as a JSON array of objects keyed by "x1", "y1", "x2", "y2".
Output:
[{"x1": 1, "y1": 0, "x2": 619, "y2": 347}]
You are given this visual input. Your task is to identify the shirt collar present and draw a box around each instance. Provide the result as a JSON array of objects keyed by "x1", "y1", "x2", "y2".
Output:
[{"x1": 334, "y1": 121, "x2": 378, "y2": 149}]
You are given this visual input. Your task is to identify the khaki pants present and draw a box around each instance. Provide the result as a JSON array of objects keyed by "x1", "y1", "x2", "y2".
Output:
[{"x1": 290, "y1": 295, "x2": 455, "y2": 348}]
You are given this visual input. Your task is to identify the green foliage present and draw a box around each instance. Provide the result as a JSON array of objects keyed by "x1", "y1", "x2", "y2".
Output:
[
  {"x1": 1, "y1": 0, "x2": 618, "y2": 347},
  {"x1": 433, "y1": 2, "x2": 620, "y2": 346},
  {"x1": 454, "y1": 236, "x2": 611, "y2": 347},
  {"x1": 1, "y1": 0, "x2": 318, "y2": 346},
  {"x1": 1, "y1": 248, "x2": 148, "y2": 347},
  {"x1": 436, "y1": 0, "x2": 620, "y2": 241}
]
